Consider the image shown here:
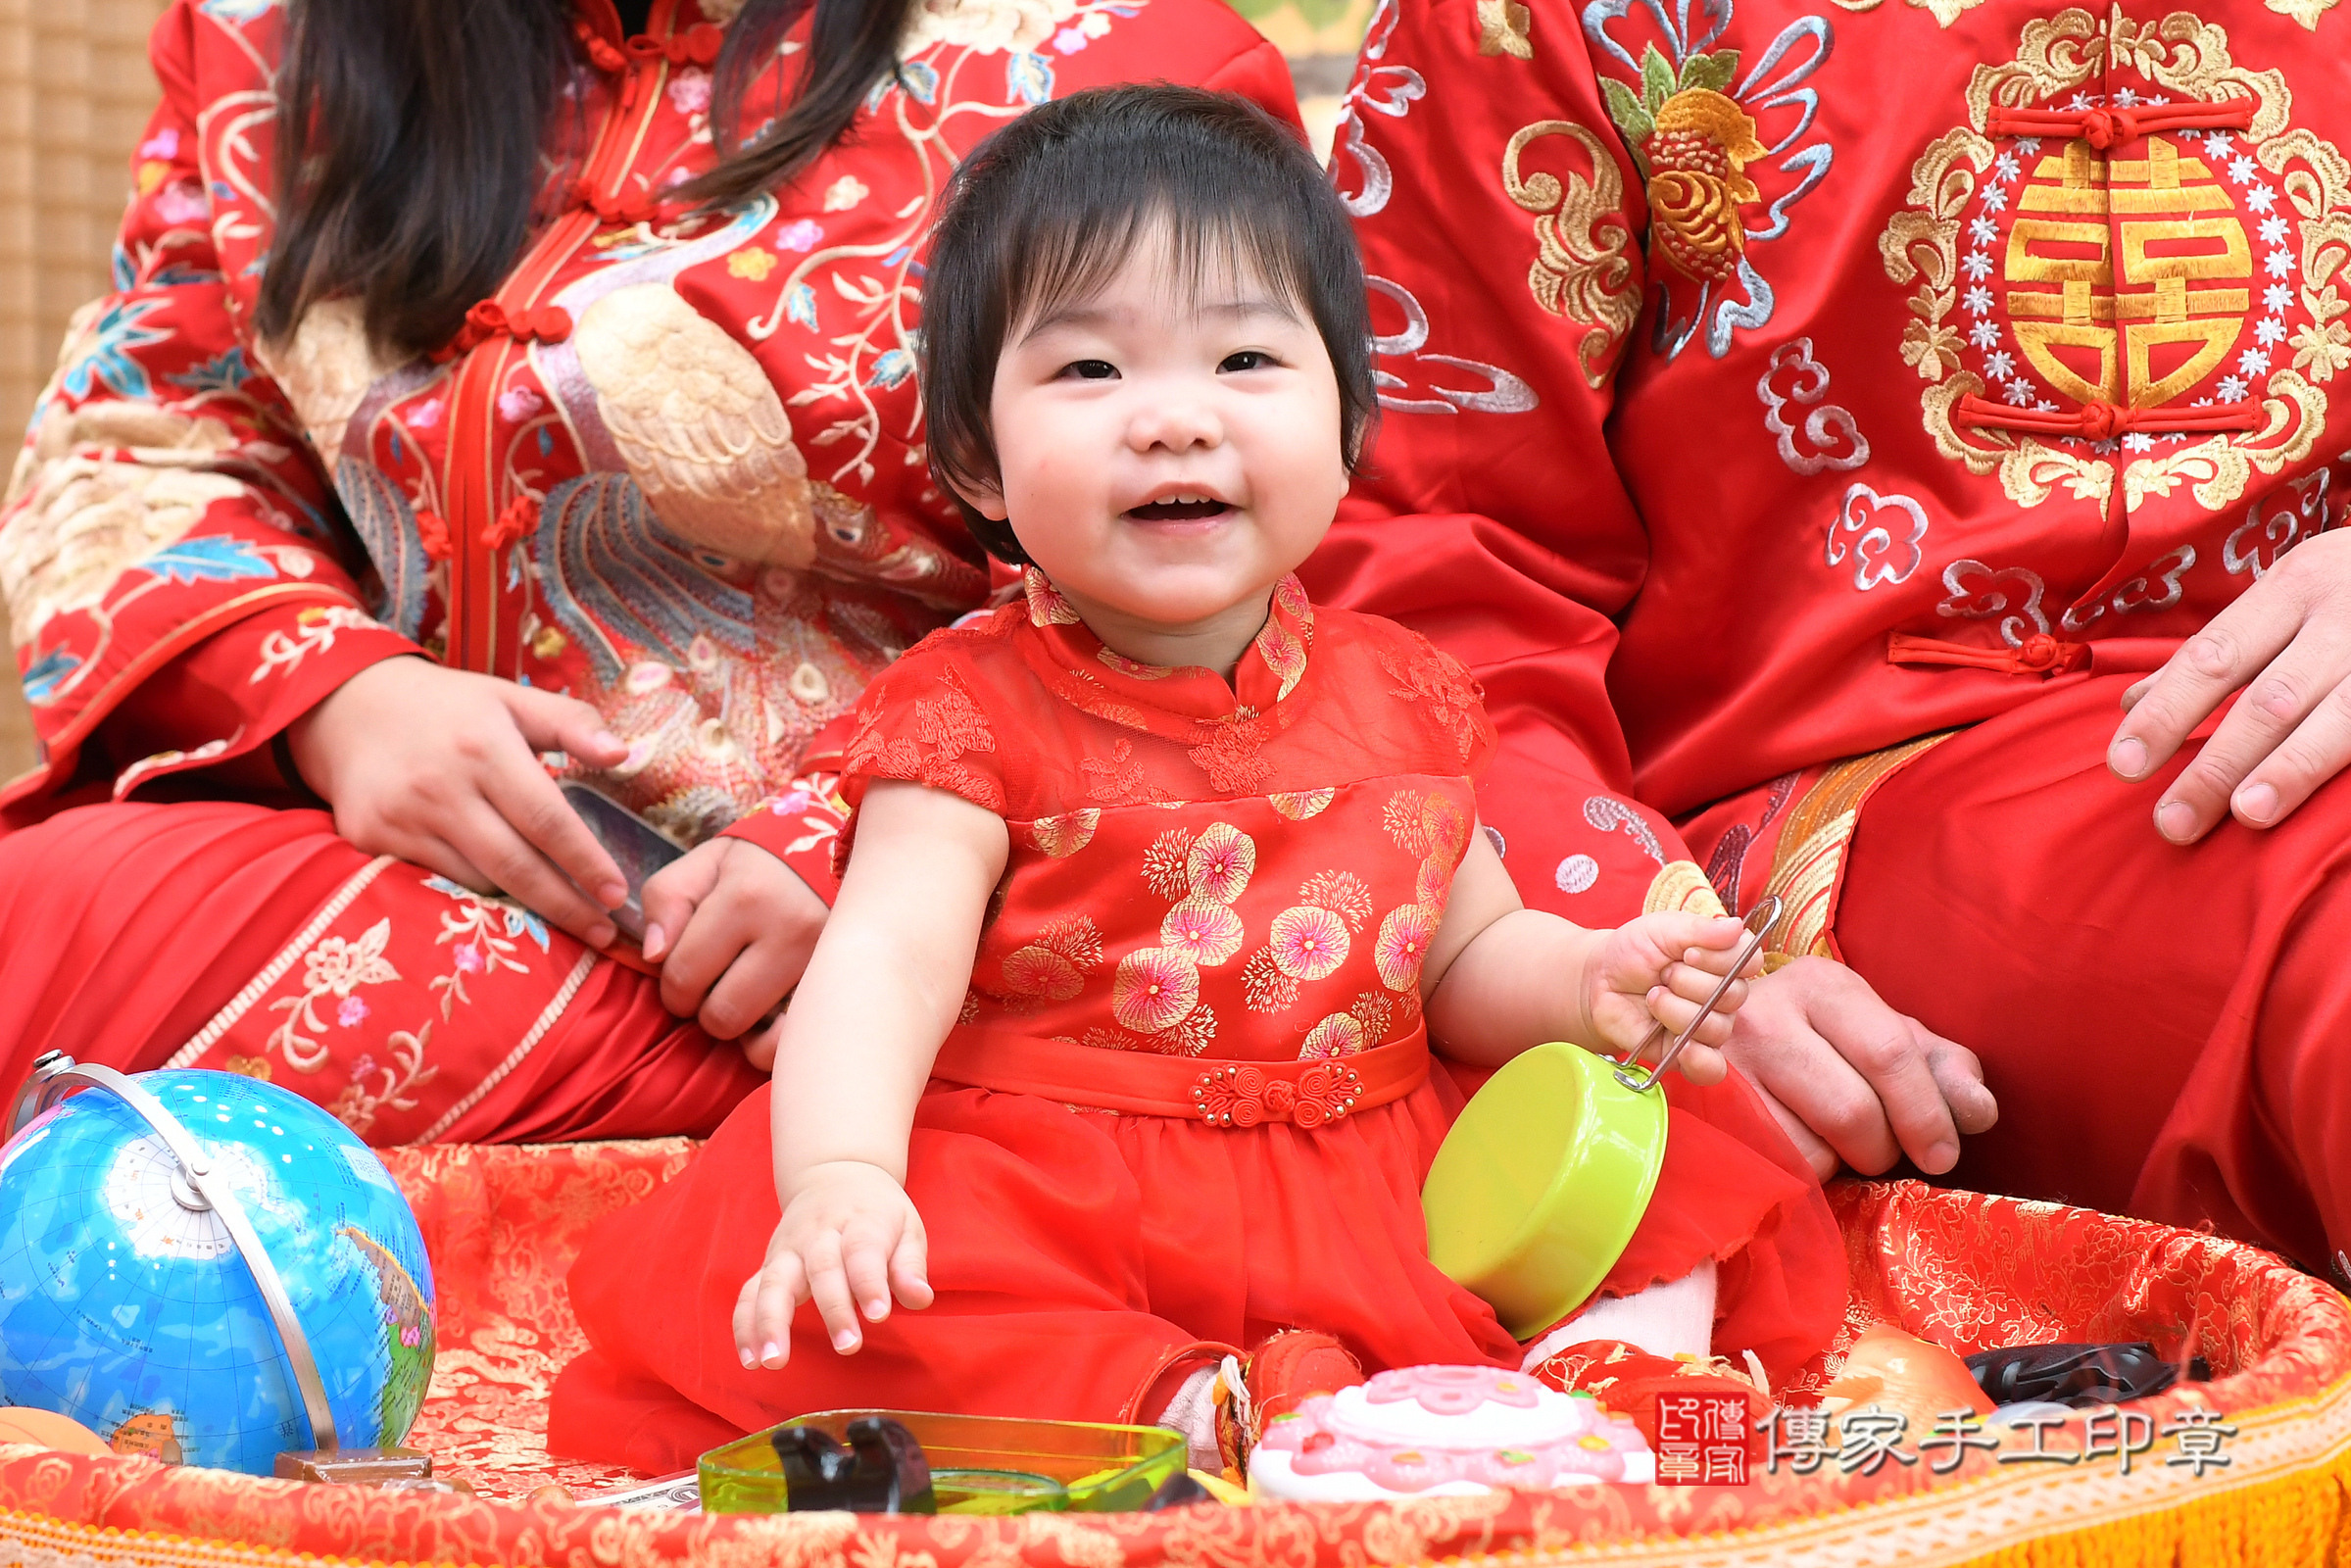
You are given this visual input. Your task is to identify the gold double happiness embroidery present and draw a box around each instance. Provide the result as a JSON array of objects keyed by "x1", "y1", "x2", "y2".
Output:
[
  {"x1": 2008, "y1": 136, "x2": 2251, "y2": 409},
  {"x1": 1880, "y1": 8, "x2": 2343, "y2": 516}
]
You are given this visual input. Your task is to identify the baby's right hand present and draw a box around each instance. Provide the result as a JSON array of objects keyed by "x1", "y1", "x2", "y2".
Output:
[{"x1": 733, "y1": 1161, "x2": 934, "y2": 1370}]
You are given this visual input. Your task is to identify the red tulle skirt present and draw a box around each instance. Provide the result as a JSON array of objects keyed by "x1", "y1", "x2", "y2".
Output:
[{"x1": 550, "y1": 1046, "x2": 1841, "y2": 1474}]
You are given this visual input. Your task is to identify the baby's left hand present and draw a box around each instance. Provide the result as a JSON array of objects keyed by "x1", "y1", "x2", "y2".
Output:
[{"x1": 1582, "y1": 912, "x2": 1762, "y2": 1085}]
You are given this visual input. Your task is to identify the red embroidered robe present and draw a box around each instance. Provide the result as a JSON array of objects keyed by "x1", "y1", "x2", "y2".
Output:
[
  {"x1": 0, "y1": 0, "x2": 1294, "y2": 1143},
  {"x1": 1316, "y1": 0, "x2": 2351, "y2": 1269}
]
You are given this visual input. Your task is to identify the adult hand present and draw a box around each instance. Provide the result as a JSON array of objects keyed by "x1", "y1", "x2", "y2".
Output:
[
  {"x1": 1719, "y1": 956, "x2": 1998, "y2": 1181},
  {"x1": 640, "y1": 836, "x2": 828, "y2": 1067},
  {"x1": 284, "y1": 656, "x2": 632, "y2": 946},
  {"x1": 2109, "y1": 529, "x2": 2351, "y2": 843}
]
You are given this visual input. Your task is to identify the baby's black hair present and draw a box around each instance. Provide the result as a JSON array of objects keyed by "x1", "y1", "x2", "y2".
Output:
[{"x1": 918, "y1": 83, "x2": 1378, "y2": 565}]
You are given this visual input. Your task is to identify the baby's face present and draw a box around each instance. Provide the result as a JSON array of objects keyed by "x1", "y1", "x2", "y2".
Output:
[{"x1": 971, "y1": 235, "x2": 1348, "y2": 633}]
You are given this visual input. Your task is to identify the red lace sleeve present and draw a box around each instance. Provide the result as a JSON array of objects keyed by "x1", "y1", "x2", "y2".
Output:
[{"x1": 832, "y1": 638, "x2": 1010, "y2": 873}]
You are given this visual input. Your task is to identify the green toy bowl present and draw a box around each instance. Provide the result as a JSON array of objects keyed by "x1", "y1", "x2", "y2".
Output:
[
  {"x1": 1422, "y1": 1043, "x2": 1670, "y2": 1341},
  {"x1": 698, "y1": 1410, "x2": 1187, "y2": 1515}
]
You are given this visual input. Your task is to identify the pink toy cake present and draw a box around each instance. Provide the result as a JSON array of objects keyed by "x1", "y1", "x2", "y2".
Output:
[{"x1": 1251, "y1": 1364, "x2": 1655, "y2": 1500}]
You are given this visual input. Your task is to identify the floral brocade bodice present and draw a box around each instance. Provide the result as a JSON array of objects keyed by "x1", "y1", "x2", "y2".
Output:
[{"x1": 838, "y1": 574, "x2": 1495, "y2": 1061}]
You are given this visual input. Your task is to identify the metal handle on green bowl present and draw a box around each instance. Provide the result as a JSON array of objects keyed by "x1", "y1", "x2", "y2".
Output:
[{"x1": 1613, "y1": 895, "x2": 1784, "y2": 1095}]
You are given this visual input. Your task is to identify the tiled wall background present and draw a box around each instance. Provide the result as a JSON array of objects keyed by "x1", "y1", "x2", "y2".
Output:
[{"x1": 0, "y1": 1, "x2": 1375, "y2": 787}]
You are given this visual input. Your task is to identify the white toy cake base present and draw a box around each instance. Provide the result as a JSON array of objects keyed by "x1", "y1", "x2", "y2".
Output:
[{"x1": 1250, "y1": 1364, "x2": 1654, "y2": 1500}]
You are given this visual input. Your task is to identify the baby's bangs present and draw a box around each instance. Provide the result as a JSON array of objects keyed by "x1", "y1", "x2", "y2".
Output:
[{"x1": 996, "y1": 193, "x2": 1322, "y2": 343}]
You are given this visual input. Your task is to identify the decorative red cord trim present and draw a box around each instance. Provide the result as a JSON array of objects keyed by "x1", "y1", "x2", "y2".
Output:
[
  {"x1": 571, "y1": 20, "x2": 718, "y2": 72},
  {"x1": 431, "y1": 300, "x2": 574, "y2": 365},
  {"x1": 571, "y1": 20, "x2": 628, "y2": 73},
  {"x1": 482, "y1": 495, "x2": 540, "y2": 552},
  {"x1": 1954, "y1": 394, "x2": 2261, "y2": 441},
  {"x1": 1886, "y1": 632, "x2": 2090, "y2": 675},
  {"x1": 415, "y1": 511, "x2": 453, "y2": 564},
  {"x1": 565, "y1": 177, "x2": 662, "y2": 225},
  {"x1": 626, "y1": 23, "x2": 724, "y2": 67},
  {"x1": 1985, "y1": 97, "x2": 2257, "y2": 150}
]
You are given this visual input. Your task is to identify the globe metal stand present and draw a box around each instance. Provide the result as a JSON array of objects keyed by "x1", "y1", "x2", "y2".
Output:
[{"x1": 7, "y1": 1054, "x2": 434, "y2": 1484}]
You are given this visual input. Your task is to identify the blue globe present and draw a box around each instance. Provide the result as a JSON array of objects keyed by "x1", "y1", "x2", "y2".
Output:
[{"x1": 0, "y1": 1069, "x2": 435, "y2": 1474}]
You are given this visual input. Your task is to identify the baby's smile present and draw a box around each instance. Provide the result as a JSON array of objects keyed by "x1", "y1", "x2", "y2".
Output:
[{"x1": 1124, "y1": 493, "x2": 1234, "y2": 524}]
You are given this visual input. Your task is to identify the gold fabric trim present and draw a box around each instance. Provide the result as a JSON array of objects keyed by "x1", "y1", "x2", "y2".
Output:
[{"x1": 1756, "y1": 733, "x2": 1954, "y2": 959}]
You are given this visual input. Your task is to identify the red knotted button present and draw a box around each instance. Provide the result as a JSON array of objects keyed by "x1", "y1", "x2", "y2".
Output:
[
  {"x1": 2080, "y1": 108, "x2": 2139, "y2": 149},
  {"x1": 2078, "y1": 400, "x2": 2124, "y2": 442},
  {"x1": 572, "y1": 21, "x2": 627, "y2": 73},
  {"x1": 2014, "y1": 634, "x2": 2066, "y2": 672},
  {"x1": 625, "y1": 23, "x2": 723, "y2": 67}
]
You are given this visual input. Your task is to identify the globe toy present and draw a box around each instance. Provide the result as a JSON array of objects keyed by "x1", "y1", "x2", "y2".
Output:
[{"x1": 0, "y1": 1064, "x2": 435, "y2": 1475}]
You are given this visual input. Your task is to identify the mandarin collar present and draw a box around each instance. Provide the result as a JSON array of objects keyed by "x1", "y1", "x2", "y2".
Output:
[{"x1": 1018, "y1": 568, "x2": 1313, "y2": 729}]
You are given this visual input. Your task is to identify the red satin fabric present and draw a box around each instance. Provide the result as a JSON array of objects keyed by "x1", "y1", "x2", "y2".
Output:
[
  {"x1": 0, "y1": 801, "x2": 765, "y2": 1144},
  {"x1": 1833, "y1": 676, "x2": 2351, "y2": 1277}
]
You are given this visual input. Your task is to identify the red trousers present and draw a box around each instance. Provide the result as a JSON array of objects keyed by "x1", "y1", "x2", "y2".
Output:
[
  {"x1": 0, "y1": 801, "x2": 765, "y2": 1145},
  {"x1": 549, "y1": 1056, "x2": 1840, "y2": 1475},
  {"x1": 1836, "y1": 674, "x2": 2351, "y2": 1278}
]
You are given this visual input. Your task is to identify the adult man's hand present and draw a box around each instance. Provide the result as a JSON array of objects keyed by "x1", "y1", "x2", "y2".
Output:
[
  {"x1": 1721, "y1": 956, "x2": 1998, "y2": 1181},
  {"x1": 2110, "y1": 529, "x2": 2351, "y2": 843}
]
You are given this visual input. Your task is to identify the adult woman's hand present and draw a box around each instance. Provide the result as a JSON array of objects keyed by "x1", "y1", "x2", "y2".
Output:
[
  {"x1": 284, "y1": 656, "x2": 633, "y2": 946},
  {"x1": 1720, "y1": 956, "x2": 1999, "y2": 1181},
  {"x1": 640, "y1": 836, "x2": 829, "y2": 1069},
  {"x1": 2109, "y1": 530, "x2": 2351, "y2": 843}
]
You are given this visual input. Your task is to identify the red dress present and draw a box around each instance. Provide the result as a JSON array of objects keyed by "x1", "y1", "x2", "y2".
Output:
[
  {"x1": 549, "y1": 575, "x2": 1840, "y2": 1475},
  {"x1": 1310, "y1": 0, "x2": 2351, "y2": 1271},
  {"x1": 0, "y1": 0, "x2": 1295, "y2": 1144}
]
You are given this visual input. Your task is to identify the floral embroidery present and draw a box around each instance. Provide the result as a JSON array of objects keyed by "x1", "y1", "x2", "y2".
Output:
[
  {"x1": 1268, "y1": 906, "x2": 1351, "y2": 981},
  {"x1": 1502, "y1": 118, "x2": 1640, "y2": 387},
  {"x1": 1252, "y1": 580, "x2": 1311, "y2": 700},
  {"x1": 1160, "y1": 899, "x2": 1245, "y2": 964},
  {"x1": 1143, "y1": 827, "x2": 1199, "y2": 899},
  {"x1": 328, "y1": 1027, "x2": 436, "y2": 1138},
  {"x1": 1187, "y1": 822, "x2": 1257, "y2": 903},
  {"x1": 844, "y1": 666, "x2": 1004, "y2": 811},
  {"x1": 1002, "y1": 947, "x2": 1085, "y2": 1007},
  {"x1": 1023, "y1": 568, "x2": 1083, "y2": 626},
  {"x1": 1110, "y1": 947, "x2": 1201, "y2": 1033},
  {"x1": 1375, "y1": 904, "x2": 1440, "y2": 993},
  {"x1": 267, "y1": 917, "x2": 401, "y2": 1073},
  {"x1": 1585, "y1": 0, "x2": 1835, "y2": 361},
  {"x1": 1348, "y1": 991, "x2": 1398, "y2": 1040},
  {"x1": 250, "y1": 605, "x2": 385, "y2": 683},
  {"x1": 997, "y1": 914, "x2": 1102, "y2": 1010},
  {"x1": 1378, "y1": 643, "x2": 1488, "y2": 765},
  {"x1": 1187, "y1": 715, "x2": 1274, "y2": 794},
  {"x1": 423, "y1": 877, "x2": 547, "y2": 1018},
  {"x1": 1269, "y1": 788, "x2": 1335, "y2": 820},
  {"x1": 759, "y1": 772, "x2": 850, "y2": 859},
  {"x1": 1299, "y1": 870, "x2": 1374, "y2": 931},
  {"x1": 1029, "y1": 809, "x2": 1101, "y2": 857},
  {"x1": 1082, "y1": 739, "x2": 1149, "y2": 805},
  {"x1": 1243, "y1": 949, "x2": 1299, "y2": 1013},
  {"x1": 1301, "y1": 1012, "x2": 1367, "y2": 1058}
]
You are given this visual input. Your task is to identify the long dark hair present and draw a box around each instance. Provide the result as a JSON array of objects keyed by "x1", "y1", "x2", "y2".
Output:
[{"x1": 255, "y1": 0, "x2": 913, "y2": 361}]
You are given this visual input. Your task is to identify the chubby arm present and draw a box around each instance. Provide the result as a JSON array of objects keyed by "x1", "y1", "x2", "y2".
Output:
[
  {"x1": 735, "y1": 779, "x2": 1009, "y2": 1367},
  {"x1": 1422, "y1": 828, "x2": 1755, "y2": 1078}
]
